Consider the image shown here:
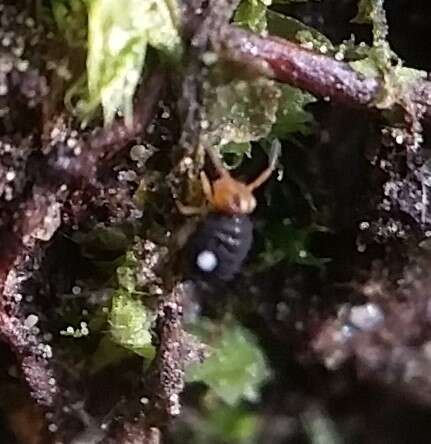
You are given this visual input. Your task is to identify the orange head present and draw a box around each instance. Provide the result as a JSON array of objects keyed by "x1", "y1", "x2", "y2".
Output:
[
  {"x1": 211, "y1": 175, "x2": 257, "y2": 215},
  {"x1": 203, "y1": 140, "x2": 281, "y2": 215}
]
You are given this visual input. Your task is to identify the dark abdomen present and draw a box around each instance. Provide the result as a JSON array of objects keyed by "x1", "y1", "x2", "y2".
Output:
[{"x1": 186, "y1": 214, "x2": 253, "y2": 281}]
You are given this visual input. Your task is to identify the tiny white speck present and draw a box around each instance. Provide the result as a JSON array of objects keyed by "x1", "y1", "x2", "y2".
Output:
[
  {"x1": 359, "y1": 221, "x2": 370, "y2": 230},
  {"x1": 196, "y1": 250, "x2": 218, "y2": 272},
  {"x1": 66, "y1": 138, "x2": 78, "y2": 148},
  {"x1": 24, "y1": 314, "x2": 39, "y2": 328},
  {"x1": 5, "y1": 170, "x2": 15, "y2": 182},
  {"x1": 48, "y1": 423, "x2": 58, "y2": 433}
]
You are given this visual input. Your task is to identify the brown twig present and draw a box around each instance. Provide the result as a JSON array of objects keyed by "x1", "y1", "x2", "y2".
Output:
[
  {"x1": 145, "y1": 285, "x2": 185, "y2": 426},
  {"x1": 220, "y1": 25, "x2": 431, "y2": 123},
  {"x1": 178, "y1": 0, "x2": 241, "y2": 156},
  {"x1": 43, "y1": 66, "x2": 167, "y2": 188},
  {"x1": 0, "y1": 191, "x2": 63, "y2": 406},
  {"x1": 89, "y1": 66, "x2": 167, "y2": 156}
]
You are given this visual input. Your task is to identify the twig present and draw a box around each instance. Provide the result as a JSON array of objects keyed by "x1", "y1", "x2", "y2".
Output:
[
  {"x1": 0, "y1": 191, "x2": 62, "y2": 406},
  {"x1": 178, "y1": 0, "x2": 241, "y2": 156},
  {"x1": 220, "y1": 25, "x2": 431, "y2": 123},
  {"x1": 100, "y1": 286, "x2": 185, "y2": 444},
  {"x1": 89, "y1": 66, "x2": 167, "y2": 156},
  {"x1": 145, "y1": 285, "x2": 185, "y2": 426},
  {"x1": 44, "y1": 66, "x2": 167, "y2": 188}
]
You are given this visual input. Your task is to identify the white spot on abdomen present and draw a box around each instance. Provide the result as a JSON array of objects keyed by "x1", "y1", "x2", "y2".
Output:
[{"x1": 196, "y1": 250, "x2": 218, "y2": 272}]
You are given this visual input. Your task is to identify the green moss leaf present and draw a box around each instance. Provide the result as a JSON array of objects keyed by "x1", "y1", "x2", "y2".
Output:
[
  {"x1": 81, "y1": 0, "x2": 182, "y2": 124},
  {"x1": 348, "y1": 0, "x2": 427, "y2": 111},
  {"x1": 202, "y1": 75, "x2": 315, "y2": 172},
  {"x1": 393, "y1": 66, "x2": 427, "y2": 87},
  {"x1": 234, "y1": 0, "x2": 318, "y2": 36},
  {"x1": 350, "y1": 56, "x2": 426, "y2": 83},
  {"x1": 198, "y1": 403, "x2": 259, "y2": 444},
  {"x1": 108, "y1": 250, "x2": 156, "y2": 359},
  {"x1": 234, "y1": 0, "x2": 270, "y2": 33},
  {"x1": 271, "y1": 85, "x2": 316, "y2": 138},
  {"x1": 220, "y1": 142, "x2": 252, "y2": 170},
  {"x1": 109, "y1": 289, "x2": 156, "y2": 359},
  {"x1": 202, "y1": 32, "x2": 317, "y2": 161},
  {"x1": 186, "y1": 322, "x2": 270, "y2": 406},
  {"x1": 267, "y1": 10, "x2": 333, "y2": 50},
  {"x1": 90, "y1": 335, "x2": 132, "y2": 373},
  {"x1": 257, "y1": 219, "x2": 329, "y2": 270},
  {"x1": 352, "y1": 0, "x2": 387, "y2": 34},
  {"x1": 203, "y1": 77, "x2": 281, "y2": 148},
  {"x1": 116, "y1": 251, "x2": 139, "y2": 292},
  {"x1": 51, "y1": 0, "x2": 88, "y2": 46},
  {"x1": 352, "y1": 0, "x2": 388, "y2": 44},
  {"x1": 351, "y1": 0, "x2": 393, "y2": 86},
  {"x1": 349, "y1": 57, "x2": 380, "y2": 78},
  {"x1": 210, "y1": 406, "x2": 258, "y2": 442},
  {"x1": 352, "y1": 0, "x2": 389, "y2": 59},
  {"x1": 350, "y1": 54, "x2": 426, "y2": 109}
]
